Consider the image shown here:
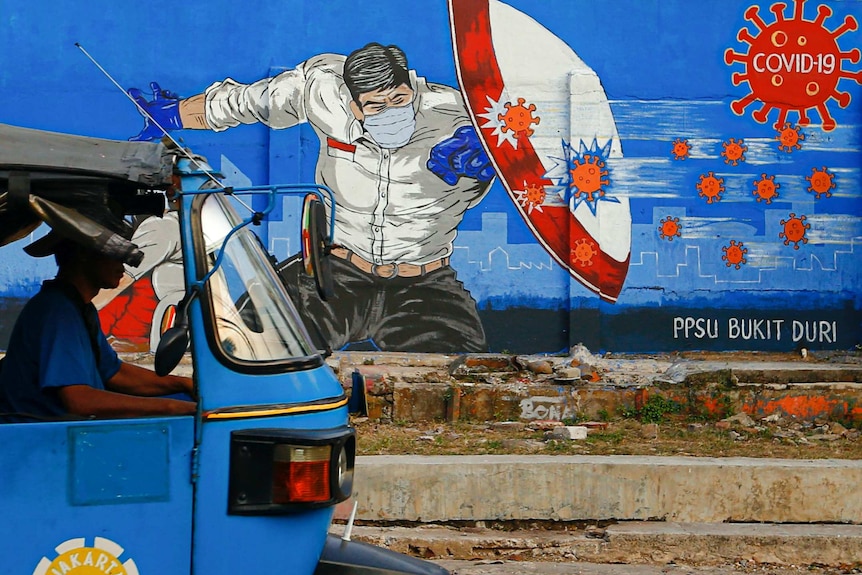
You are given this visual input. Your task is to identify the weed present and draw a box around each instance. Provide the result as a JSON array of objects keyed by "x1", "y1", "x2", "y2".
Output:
[
  {"x1": 620, "y1": 395, "x2": 683, "y2": 424},
  {"x1": 587, "y1": 430, "x2": 625, "y2": 445},
  {"x1": 639, "y1": 395, "x2": 683, "y2": 423}
]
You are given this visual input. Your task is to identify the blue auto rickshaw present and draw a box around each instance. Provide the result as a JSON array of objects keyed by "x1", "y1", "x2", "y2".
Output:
[{"x1": 0, "y1": 123, "x2": 446, "y2": 575}]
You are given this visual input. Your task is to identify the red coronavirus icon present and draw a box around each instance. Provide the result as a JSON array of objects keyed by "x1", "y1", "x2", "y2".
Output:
[
  {"x1": 722, "y1": 138, "x2": 748, "y2": 165},
  {"x1": 752, "y1": 173, "x2": 781, "y2": 203},
  {"x1": 498, "y1": 97, "x2": 541, "y2": 137},
  {"x1": 697, "y1": 171, "x2": 725, "y2": 204},
  {"x1": 779, "y1": 212, "x2": 810, "y2": 249},
  {"x1": 671, "y1": 138, "x2": 692, "y2": 160},
  {"x1": 569, "y1": 154, "x2": 609, "y2": 202},
  {"x1": 724, "y1": 1, "x2": 862, "y2": 132},
  {"x1": 776, "y1": 122, "x2": 805, "y2": 151},
  {"x1": 571, "y1": 238, "x2": 597, "y2": 267},
  {"x1": 722, "y1": 240, "x2": 749, "y2": 269},
  {"x1": 516, "y1": 182, "x2": 546, "y2": 214},
  {"x1": 806, "y1": 166, "x2": 836, "y2": 198},
  {"x1": 658, "y1": 216, "x2": 682, "y2": 241}
]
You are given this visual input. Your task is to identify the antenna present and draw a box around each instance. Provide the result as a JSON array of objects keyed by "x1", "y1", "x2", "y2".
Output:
[{"x1": 74, "y1": 42, "x2": 225, "y2": 189}]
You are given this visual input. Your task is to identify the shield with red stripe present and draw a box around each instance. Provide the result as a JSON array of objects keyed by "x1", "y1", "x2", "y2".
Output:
[{"x1": 449, "y1": 0, "x2": 631, "y2": 302}]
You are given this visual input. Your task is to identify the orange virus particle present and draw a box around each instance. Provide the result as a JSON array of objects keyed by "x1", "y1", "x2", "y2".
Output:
[
  {"x1": 776, "y1": 122, "x2": 805, "y2": 151},
  {"x1": 671, "y1": 138, "x2": 692, "y2": 160},
  {"x1": 752, "y1": 173, "x2": 781, "y2": 203},
  {"x1": 806, "y1": 166, "x2": 836, "y2": 198},
  {"x1": 697, "y1": 171, "x2": 725, "y2": 204},
  {"x1": 658, "y1": 216, "x2": 682, "y2": 241},
  {"x1": 571, "y1": 238, "x2": 597, "y2": 267},
  {"x1": 722, "y1": 240, "x2": 749, "y2": 269},
  {"x1": 516, "y1": 182, "x2": 546, "y2": 213},
  {"x1": 724, "y1": 1, "x2": 862, "y2": 131},
  {"x1": 779, "y1": 212, "x2": 810, "y2": 249},
  {"x1": 498, "y1": 97, "x2": 541, "y2": 137},
  {"x1": 721, "y1": 138, "x2": 748, "y2": 165},
  {"x1": 569, "y1": 154, "x2": 609, "y2": 202}
]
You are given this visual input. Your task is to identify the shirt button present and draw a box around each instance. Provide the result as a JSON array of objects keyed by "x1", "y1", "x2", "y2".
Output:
[{"x1": 375, "y1": 258, "x2": 382, "y2": 264}]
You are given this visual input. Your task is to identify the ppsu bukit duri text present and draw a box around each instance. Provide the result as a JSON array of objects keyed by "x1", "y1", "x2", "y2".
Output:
[{"x1": 673, "y1": 317, "x2": 838, "y2": 343}]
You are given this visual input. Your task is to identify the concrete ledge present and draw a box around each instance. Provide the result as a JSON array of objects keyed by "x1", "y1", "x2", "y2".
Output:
[
  {"x1": 341, "y1": 356, "x2": 862, "y2": 424},
  {"x1": 340, "y1": 522, "x2": 862, "y2": 567},
  {"x1": 354, "y1": 455, "x2": 862, "y2": 524}
]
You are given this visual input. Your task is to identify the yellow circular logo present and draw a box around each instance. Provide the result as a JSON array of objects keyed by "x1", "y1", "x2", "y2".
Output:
[{"x1": 33, "y1": 537, "x2": 138, "y2": 575}]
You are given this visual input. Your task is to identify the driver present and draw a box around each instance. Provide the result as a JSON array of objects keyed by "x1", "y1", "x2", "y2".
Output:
[{"x1": 0, "y1": 209, "x2": 196, "y2": 422}]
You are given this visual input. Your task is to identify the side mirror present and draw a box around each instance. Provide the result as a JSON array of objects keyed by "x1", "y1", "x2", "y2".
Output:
[
  {"x1": 154, "y1": 323, "x2": 189, "y2": 377},
  {"x1": 154, "y1": 289, "x2": 197, "y2": 376},
  {"x1": 301, "y1": 194, "x2": 334, "y2": 301}
]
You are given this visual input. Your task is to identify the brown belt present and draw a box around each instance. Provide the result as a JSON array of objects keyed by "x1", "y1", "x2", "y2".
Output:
[{"x1": 330, "y1": 247, "x2": 449, "y2": 279}]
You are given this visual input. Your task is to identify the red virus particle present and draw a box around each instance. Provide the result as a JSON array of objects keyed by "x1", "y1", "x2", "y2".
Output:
[
  {"x1": 671, "y1": 138, "x2": 692, "y2": 160},
  {"x1": 697, "y1": 171, "x2": 725, "y2": 204},
  {"x1": 722, "y1": 240, "x2": 749, "y2": 269},
  {"x1": 516, "y1": 182, "x2": 547, "y2": 214},
  {"x1": 806, "y1": 165, "x2": 836, "y2": 198},
  {"x1": 724, "y1": 1, "x2": 862, "y2": 132},
  {"x1": 752, "y1": 173, "x2": 781, "y2": 203},
  {"x1": 571, "y1": 238, "x2": 597, "y2": 267},
  {"x1": 779, "y1": 212, "x2": 810, "y2": 249},
  {"x1": 721, "y1": 138, "x2": 748, "y2": 165},
  {"x1": 776, "y1": 122, "x2": 805, "y2": 151},
  {"x1": 569, "y1": 154, "x2": 609, "y2": 202},
  {"x1": 658, "y1": 216, "x2": 682, "y2": 241},
  {"x1": 498, "y1": 97, "x2": 541, "y2": 137}
]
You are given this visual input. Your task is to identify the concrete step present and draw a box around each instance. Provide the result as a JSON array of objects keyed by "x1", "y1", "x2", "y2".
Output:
[
  {"x1": 326, "y1": 352, "x2": 862, "y2": 424},
  {"x1": 335, "y1": 522, "x2": 862, "y2": 567},
  {"x1": 350, "y1": 455, "x2": 862, "y2": 525}
]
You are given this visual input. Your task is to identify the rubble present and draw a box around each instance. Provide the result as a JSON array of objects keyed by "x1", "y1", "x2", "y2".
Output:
[{"x1": 331, "y1": 346, "x2": 862, "y2": 431}]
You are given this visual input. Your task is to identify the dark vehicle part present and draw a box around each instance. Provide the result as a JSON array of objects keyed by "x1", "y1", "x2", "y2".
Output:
[{"x1": 315, "y1": 535, "x2": 449, "y2": 575}]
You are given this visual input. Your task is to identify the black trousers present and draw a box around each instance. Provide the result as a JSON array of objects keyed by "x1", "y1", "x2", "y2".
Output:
[{"x1": 278, "y1": 254, "x2": 488, "y2": 353}]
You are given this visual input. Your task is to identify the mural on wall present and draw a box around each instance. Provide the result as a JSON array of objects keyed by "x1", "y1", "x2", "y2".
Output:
[
  {"x1": 125, "y1": 42, "x2": 496, "y2": 353},
  {"x1": 110, "y1": 0, "x2": 630, "y2": 353},
  {"x1": 450, "y1": 0, "x2": 631, "y2": 303},
  {"x1": 95, "y1": 213, "x2": 183, "y2": 352},
  {"x1": 0, "y1": 0, "x2": 859, "y2": 354}
]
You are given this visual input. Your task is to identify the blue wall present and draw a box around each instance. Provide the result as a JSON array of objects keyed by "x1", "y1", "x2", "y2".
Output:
[{"x1": 1, "y1": 0, "x2": 860, "y2": 353}]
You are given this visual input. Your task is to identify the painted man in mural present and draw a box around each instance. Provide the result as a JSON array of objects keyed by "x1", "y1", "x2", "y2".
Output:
[
  {"x1": 94, "y1": 212, "x2": 184, "y2": 353},
  {"x1": 128, "y1": 42, "x2": 495, "y2": 353}
]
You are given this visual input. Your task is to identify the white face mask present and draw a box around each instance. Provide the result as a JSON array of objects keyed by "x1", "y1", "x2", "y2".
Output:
[{"x1": 362, "y1": 104, "x2": 416, "y2": 149}]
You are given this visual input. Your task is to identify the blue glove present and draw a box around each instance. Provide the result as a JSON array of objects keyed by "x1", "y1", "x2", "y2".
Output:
[
  {"x1": 127, "y1": 82, "x2": 183, "y2": 141},
  {"x1": 427, "y1": 126, "x2": 495, "y2": 185}
]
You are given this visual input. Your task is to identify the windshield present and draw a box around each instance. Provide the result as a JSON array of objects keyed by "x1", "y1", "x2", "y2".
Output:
[{"x1": 198, "y1": 194, "x2": 316, "y2": 363}]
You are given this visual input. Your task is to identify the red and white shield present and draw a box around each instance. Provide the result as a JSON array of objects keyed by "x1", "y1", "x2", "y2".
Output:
[{"x1": 449, "y1": 0, "x2": 631, "y2": 302}]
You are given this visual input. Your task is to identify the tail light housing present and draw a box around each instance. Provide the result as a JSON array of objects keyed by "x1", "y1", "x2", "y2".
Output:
[{"x1": 228, "y1": 426, "x2": 355, "y2": 515}]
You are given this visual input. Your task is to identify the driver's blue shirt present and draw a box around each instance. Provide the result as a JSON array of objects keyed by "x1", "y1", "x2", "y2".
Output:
[{"x1": 0, "y1": 280, "x2": 121, "y2": 421}]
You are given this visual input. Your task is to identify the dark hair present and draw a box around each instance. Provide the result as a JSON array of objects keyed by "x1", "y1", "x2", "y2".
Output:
[{"x1": 343, "y1": 43, "x2": 410, "y2": 103}]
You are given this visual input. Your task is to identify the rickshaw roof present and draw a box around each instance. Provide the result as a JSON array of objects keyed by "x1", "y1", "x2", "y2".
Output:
[
  {"x1": 0, "y1": 123, "x2": 175, "y2": 249},
  {"x1": 0, "y1": 123, "x2": 172, "y2": 185}
]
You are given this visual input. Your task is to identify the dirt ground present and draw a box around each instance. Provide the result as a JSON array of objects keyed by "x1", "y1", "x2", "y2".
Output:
[{"x1": 353, "y1": 414, "x2": 862, "y2": 459}]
